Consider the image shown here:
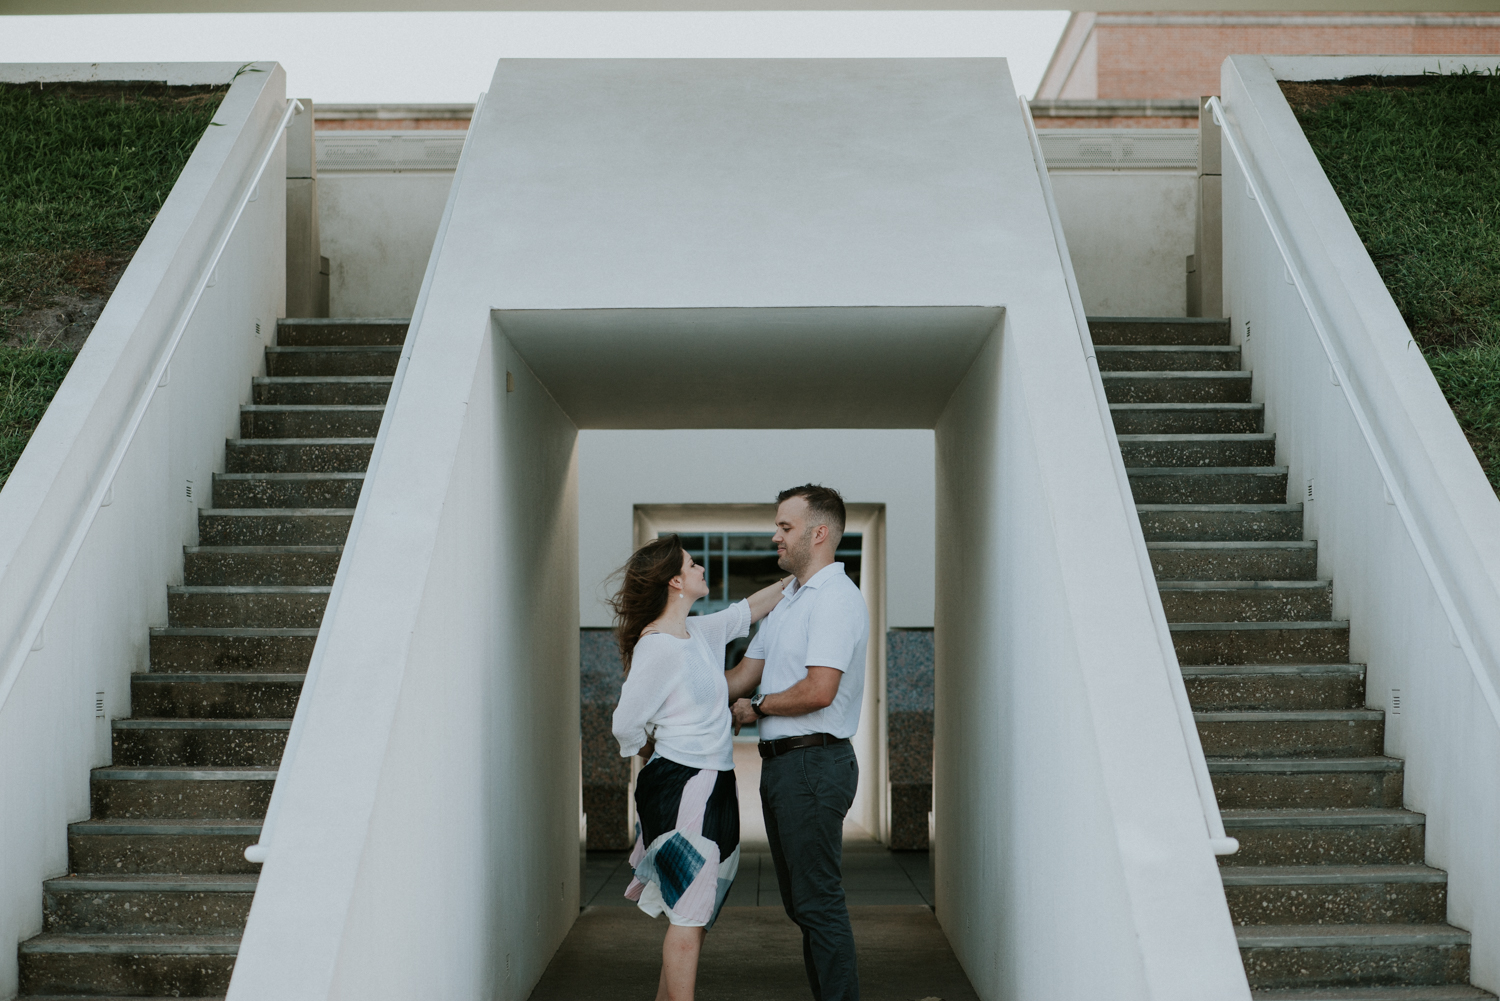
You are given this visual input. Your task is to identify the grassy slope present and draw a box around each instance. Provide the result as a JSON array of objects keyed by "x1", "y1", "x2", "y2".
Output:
[
  {"x1": 0, "y1": 82, "x2": 224, "y2": 486},
  {"x1": 1287, "y1": 74, "x2": 1500, "y2": 490}
]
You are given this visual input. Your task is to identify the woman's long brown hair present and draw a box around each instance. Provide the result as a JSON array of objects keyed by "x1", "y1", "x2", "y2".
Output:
[{"x1": 608, "y1": 534, "x2": 688, "y2": 673}]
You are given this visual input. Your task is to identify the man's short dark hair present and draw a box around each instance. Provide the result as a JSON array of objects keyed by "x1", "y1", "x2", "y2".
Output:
[{"x1": 777, "y1": 484, "x2": 846, "y2": 546}]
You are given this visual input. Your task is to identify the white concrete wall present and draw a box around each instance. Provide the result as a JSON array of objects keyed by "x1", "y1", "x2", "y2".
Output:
[
  {"x1": 1220, "y1": 54, "x2": 1500, "y2": 993},
  {"x1": 578, "y1": 429, "x2": 933, "y2": 627},
  {"x1": 1049, "y1": 169, "x2": 1196, "y2": 317},
  {"x1": 318, "y1": 330, "x2": 579, "y2": 999},
  {"x1": 316, "y1": 169, "x2": 452, "y2": 317},
  {"x1": 0, "y1": 61, "x2": 288, "y2": 998},
  {"x1": 229, "y1": 57, "x2": 1245, "y2": 1001},
  {"x1": 928, "y1": 99, "x2": 1246, "y2": 1000}
]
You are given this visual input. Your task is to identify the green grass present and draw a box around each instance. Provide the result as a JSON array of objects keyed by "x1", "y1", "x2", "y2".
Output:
[
  {"x1": 1, "y1": 82, "x2": 225, "y2": 314},
  {"x1": 0, "y1": 81, "x2": 223, "y2": 489},
  {"x1": 0, "y1": 346, "x2": 76, "y2": 485},
  {"x1": 1287, "y1": 73, "x2": 1500, "y2": 490}
]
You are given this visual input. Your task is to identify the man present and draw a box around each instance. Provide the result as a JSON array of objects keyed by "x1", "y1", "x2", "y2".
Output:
[{"x1": 728, "y1": 484, "x2": 869, "y2": 1001}]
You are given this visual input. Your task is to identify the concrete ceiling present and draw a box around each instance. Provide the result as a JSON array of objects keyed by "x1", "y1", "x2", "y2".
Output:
[
  {"x1": 3, "y1": 0, "x2": 1494, "y2": 11},
  {"x1": 495, "y1": 306, "x2": 1003, "y2": 430}
]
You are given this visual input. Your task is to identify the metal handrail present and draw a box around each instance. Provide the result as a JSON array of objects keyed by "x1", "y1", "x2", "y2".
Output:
[
  {"x1": 245, "y1": 90, "x2": 488, "y2": 864},
  {"x1": 0, "y1": 97, "x2": 303, "y2": 715},
  {"x1": 1208, "y1": 94, "x2": 1500, "y2": 732},
  {"x1": 1021, "y1": 96, "x2": 1239, "y2": 856}
]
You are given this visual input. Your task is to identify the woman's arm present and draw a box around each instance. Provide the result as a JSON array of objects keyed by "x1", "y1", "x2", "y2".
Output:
[
  {"x1": 612, "y1": 647, "x2": 673, "y2": 758},
  {"x1": 746, "y1": 575, "x2": 793, "y2": 624}
]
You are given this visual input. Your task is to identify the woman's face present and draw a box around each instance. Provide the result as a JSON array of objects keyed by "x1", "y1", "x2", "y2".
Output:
[{"x1": 676, "y1": 549, "x2": 710, "y2": 603}]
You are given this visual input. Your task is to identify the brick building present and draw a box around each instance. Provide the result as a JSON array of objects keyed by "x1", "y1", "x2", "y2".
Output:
[{"x1": 1038, "y1": 12, "x2": 1500, "y2": 114}]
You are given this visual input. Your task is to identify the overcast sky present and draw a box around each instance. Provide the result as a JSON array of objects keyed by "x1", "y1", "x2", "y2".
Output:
[{"x1": 0, "y1": 11, "x2": 1070, "y2": 104}]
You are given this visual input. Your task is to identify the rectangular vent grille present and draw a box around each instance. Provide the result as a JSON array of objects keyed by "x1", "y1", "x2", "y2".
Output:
[
  {"x1": 315, "y1": 131, "x2": 466, "y2": 173},
  {"x1": 1037, "y1": 129, "x2": 1199, "y2": 170}
]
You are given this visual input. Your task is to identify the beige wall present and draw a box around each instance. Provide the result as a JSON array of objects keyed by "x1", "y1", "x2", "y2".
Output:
[
  {"x1": 1050, "y1": 169, "x2": 1197, "y2": 317},
  {"x1": 317, "y1": 171, "x2": 454, "y2": 317}
]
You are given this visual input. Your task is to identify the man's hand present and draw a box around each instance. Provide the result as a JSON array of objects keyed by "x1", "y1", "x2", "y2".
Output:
[
  {"x1": 730, "y1": 698, "x2": 758, "y2": 735},
  {"x1": 639, "y1": 740, "x2": 655, "y2": 762}
]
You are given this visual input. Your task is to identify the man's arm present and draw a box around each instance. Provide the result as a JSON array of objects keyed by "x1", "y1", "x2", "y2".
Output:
[
  {"x1": 731, "y1": 666, "x2": 841, "y2": 728},
  {"x1": 725, "y1": 656, "x2": 765, "y2": 702}
]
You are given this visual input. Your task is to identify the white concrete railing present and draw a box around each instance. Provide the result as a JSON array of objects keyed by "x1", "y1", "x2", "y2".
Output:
[
  {"x1": 0, "y1": 61, "x2": 290, "y2": 997},
  {"x1": 1022, "y1": 97, "x2": 1237, "y2": 858},
  {"x1": 1218, "y1": 54, "x2": 1500, "y2": 991}
]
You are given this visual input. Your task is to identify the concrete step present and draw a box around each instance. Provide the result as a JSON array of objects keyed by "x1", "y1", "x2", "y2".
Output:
[
  {"x1": 1140, "y1": 504, "x2": 1304, "y2": 542},
  {"x1": 112, "y1": 719, "x2": 289, "y2": 768},
  {"x1": 150, "y1": 627, "x2": 317, "y2": 673},
  {"x1": 43, "y1": 874, "x2": 257, "y2": 935},
  {"x1": 213, "y1": 471, "x2": 364, "y2": 509},
  {"x1": 1111, "y1": 402, "x2": 1264, "y2": 435},
  {"x1": 90, "y1": 767, "x2": 276, "y2": 820},
  {"x1": 1174, "y1": 620, "x2": 1351, "y2": 665},
  {"x1": 264, "y1": 344, "x2": 401, "y2": 377},
  {"x1": 253, "y1": 375, "x2": 392, "y2": 406},
  {"x1": 1221, "y1": 809, "x2": 1424, "y2": 867},
  {"x1": 18, "y1": 934, "x2": 238, "y2": 996},
  {"x1": 1250, "y1": 986, "x2": 1495, "y2": 999},
  {"x1": 1088, "y1": 316, "x2": 1231, "y2": 345},
  {"x1": 1238, "y1": 924, "x2": 1469, "y2": 990},
  {"x1": 224, "y1": 438, "x2": 374, "y2": 474},
  {"x1": 1182, "y1": 663, "x2": 1366, "y2": 711},
  {"x1": 1223, "y1": 865, "x2": 1446, "y2": 927},
  {"x1": 239, "y1": 404, "x2": 384, "y2": 439},
  {"x1": 167, "y1": 586, "x2": 330, "y2": 629},
  {"x1": 1102, "y1": 371, "x2": 1253, "y2": 404},
  {"x1": 198, "y1": 508, "x2": 353, "y2": 546},
  {"x1": 184, "y1": 546, "x2": 343, "y2": 587},
  {"x1": 68, "y1": 820, "x2": 262, "y2": 874},
  {"x1": 1129, "y1": 466, "x2": 1287, "y2": 504},
  {"x1": 1095, "y1": 345, "x2": 1241, "y2": 372},
  {"x1": 1150, "y1": 541, "x2": 1319, "y2": 581},
  {"x1": 276, "y1": 317, "x2": 408, "y2": 346},
  {"x1": 1210, "y1": 757, "x2": 1404, "y2": 810},
  {"x1": 1158, "y1": 580, "x2": 1333, "y2": 623},
  {"x1": 130, "y1": 673, "x2": 304, "y2": 719},
  {"x1": 1120, "y1": 433, "x2": 1277, "y2": 468},
  {"x1": 1196, "y1": 710, "x2": 1384, "y2": 758}
]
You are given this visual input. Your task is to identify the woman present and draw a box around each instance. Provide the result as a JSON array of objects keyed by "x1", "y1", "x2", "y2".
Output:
[{"x1": 610, "y1": 535, "x2": 789, "y2": 1001}]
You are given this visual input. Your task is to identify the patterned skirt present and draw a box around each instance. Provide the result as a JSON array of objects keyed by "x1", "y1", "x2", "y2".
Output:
[{"x1": 626, "y1": 756, "x2": 740, "y2": 928}]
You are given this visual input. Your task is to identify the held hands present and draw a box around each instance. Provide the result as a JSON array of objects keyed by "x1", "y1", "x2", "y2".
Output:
[{"x1": 730, "y1": 698, "x2": 758, "y2": 735}]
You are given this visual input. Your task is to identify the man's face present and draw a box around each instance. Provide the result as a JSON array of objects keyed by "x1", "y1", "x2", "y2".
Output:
[{"x1": 773, "y1": 497, "x2": 814, "y2": 575}]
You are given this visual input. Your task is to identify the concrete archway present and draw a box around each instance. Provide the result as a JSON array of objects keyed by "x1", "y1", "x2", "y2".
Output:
[{"x1": 225, "y1": 58, "x2": 1243, "y2": 1001}]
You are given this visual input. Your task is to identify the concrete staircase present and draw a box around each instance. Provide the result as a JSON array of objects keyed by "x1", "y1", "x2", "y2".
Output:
[
  {"x1": 15, "y1": 318, "x2": 404, "y2": 1000},
  {"x1": 1095, "y1": 316, "x2": 1493, "y2": 1000}
]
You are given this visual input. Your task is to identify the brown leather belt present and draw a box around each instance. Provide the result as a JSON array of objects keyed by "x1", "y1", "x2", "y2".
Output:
[{"x1": 758, "y1": 733, "x2": 849, "y2": 759}]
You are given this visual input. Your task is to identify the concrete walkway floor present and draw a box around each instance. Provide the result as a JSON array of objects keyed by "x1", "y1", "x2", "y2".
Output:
[
  {"x1": 540, "y1": 842, "x2": 975, "y2": 1001},
  {"x1": 528, "y1": 903, "x2": 979, "y2": 1001}
]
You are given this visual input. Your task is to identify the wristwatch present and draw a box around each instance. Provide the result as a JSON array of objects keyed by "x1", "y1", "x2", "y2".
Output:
[{"x1": 750, "y1": 693, "x2": 768, "y2": 718}]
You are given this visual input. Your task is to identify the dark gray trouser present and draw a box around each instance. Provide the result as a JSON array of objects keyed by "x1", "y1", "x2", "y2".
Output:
[{"x1": 760, "y1": 741, "x2": 860, "y2": 1001}]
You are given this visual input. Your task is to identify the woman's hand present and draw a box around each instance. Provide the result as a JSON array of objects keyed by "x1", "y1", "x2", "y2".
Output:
[{"x1": 746, "y1": 575, "x2": 794, "y2": 624}]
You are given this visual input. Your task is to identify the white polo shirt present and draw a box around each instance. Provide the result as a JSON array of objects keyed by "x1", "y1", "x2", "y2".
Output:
[{"x1": 747, "y1": 562, "x2": 870, "y2": 741}]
